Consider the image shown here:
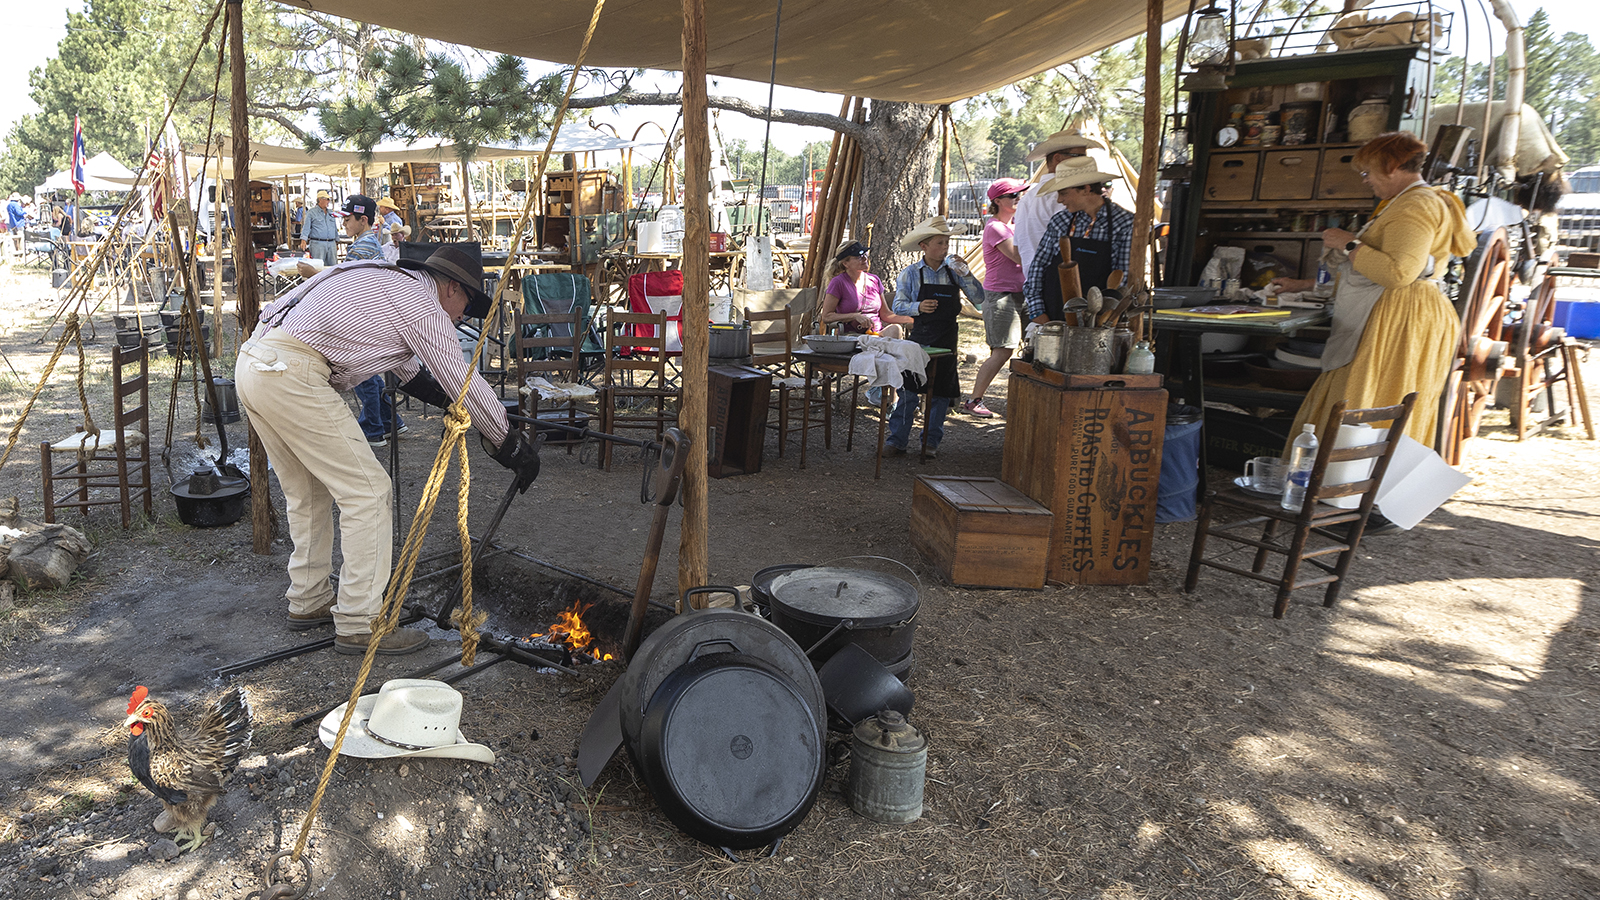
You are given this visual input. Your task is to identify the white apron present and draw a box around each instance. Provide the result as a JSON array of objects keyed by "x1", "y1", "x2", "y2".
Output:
[{"x1": 1320, "y1": 183, "x2": 1437, "y2": 372}]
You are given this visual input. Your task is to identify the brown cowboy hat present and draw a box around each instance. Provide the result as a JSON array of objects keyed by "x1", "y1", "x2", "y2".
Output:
[{"x1": 398, "y1": 241, "x2": 493, "y2": 318}]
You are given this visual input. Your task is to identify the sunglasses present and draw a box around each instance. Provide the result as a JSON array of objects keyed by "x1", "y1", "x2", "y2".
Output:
[{"x1": 998, "y1": 193, "x2": 1021, "y2": 200}]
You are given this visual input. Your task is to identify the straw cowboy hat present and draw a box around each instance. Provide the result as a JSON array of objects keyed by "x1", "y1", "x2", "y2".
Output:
[
  {"x1": 377, "y1": 196, "x2": 400, "y2": 212},
  {"x1": 1039, "y1": 157, "x2": 1123, "y2": 195},
  {"x1": 319, "y1": 679, "x2": 496, "y2": 763},
  {"x1": 388, "y1": 222, "x2": 412, "y2": 238},
  {"x1": 315, "y1": 189, "x2": 331, "y2": 201},
  {"x1": 1026, "y1": 130, "x2": 1106, "y2": 163},
  {"x1": 898, "y1": 215, "x2": 965, "y2": 251}
]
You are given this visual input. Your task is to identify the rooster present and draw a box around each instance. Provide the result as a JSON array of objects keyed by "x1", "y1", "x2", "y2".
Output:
[{"x1": 124, "y1": 685, "x2": 252, "y2": 852}]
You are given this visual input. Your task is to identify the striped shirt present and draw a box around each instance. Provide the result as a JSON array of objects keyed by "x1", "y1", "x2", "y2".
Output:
[
  {"x1": 1023, "y1": 200, "x2": 1135, "y2": 321},
  {"x1": 255, "y1": 263, "x2": 507, "y2": 444}
]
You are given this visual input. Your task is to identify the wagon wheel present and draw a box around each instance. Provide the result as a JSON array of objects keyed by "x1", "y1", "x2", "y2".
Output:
[{"x1": 1439, "y1": 228, "x2": 1514, "y2": 465}]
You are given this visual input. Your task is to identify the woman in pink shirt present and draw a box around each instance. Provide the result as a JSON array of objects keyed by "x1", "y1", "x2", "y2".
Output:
[
  {"x1": 964, "y1": 178, "x2": 1027, "y2": 418},
  {"x1": 819, "y1": 240, "x2": 911, "y2": 337}
]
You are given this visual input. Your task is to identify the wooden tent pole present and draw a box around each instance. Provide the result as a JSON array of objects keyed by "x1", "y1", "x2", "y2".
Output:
[
  {"x1": 938, "y1": 108, "x2": 950, "y2": 217},
  {"x1": 678, "y1": 0, "x2": 710, "y2": 598},
  {"x1": 1129, "y1": 0, "x2": 1162, "y2": 293},
  {"x1": 227, "y1": 0, "x2": 274, "y2": 553},
  {"x1": 460, "y1": 160, "x2": 476, "y2": 243}
]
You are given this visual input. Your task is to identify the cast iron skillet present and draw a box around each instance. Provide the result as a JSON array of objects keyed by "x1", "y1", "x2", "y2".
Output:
[{"x1": 634, "y1": 650, "x2": 825, "y2": 849}]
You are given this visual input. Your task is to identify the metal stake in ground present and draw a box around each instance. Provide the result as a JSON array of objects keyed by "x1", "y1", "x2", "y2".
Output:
[
  {"x1": 435, "y1": 471, "x2": 524, "y2": 629},
  {"x1": 623, "y1": 427, "x2": 690, "y2": 660}
]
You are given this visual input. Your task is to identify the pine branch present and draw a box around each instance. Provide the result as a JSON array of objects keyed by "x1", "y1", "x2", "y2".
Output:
[{"x1": 564, "y1": 88, "x2": 868, "y2": 139}]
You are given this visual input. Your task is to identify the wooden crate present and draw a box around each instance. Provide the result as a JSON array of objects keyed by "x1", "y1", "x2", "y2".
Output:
[
  {"x1": 708, "y1": 365, "x2": 770, "y2": 478},
  {"x1": 1316, "y1": 145, "x2": 1366, "y2": 199},
  {"x1": 1203, "y1": 152, "x2": 1260, "y2": 202},
  {"x1": 1001, "y1": 366, "x2": 1168, "y2": 584},
  {"x1": 910, "y1": 476, "x2": 1051, "y2": 590},
  {"x1": 1257, "y1": 149, "x2": 1319, "y2": 200}
]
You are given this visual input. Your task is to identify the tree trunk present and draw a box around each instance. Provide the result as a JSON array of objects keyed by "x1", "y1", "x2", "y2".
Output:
[{"x1": 855, "y1": 101, "x2": 940, "y2": 281}]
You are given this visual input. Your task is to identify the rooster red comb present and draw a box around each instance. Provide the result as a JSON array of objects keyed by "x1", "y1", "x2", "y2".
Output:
[{"x1": 127, "y1": 685, "x2": 149, "y2": 714}]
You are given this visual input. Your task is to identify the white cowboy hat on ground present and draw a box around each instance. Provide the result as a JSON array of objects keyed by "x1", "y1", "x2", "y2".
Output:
[
  {"x1": 1026, "y1": 130, "x2": 1106, "y2": 163},
  {"x1": 1039, "y1": 157, "x2": 1123, "y2": 195},
  {"x1": 319, "y1": 679, "x2": 496, "y2": 763},
  {"x1": 898, "y1": 215, "x2": 966, "y2": 251}
]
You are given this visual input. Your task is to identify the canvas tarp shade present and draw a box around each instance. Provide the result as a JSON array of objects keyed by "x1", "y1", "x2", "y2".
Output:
[
  {"x1": 271, "y1": 0, "x2": 1194, "y2": 105},
  {"x1": 178, "y1": 131, "x2": 663, "y2": 179}
]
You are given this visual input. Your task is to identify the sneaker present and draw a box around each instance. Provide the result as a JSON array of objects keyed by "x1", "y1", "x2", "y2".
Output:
[
  {"x1": 366, "y1": 435, "x2": 389, "y2": 448},
  {"x1": 866, "y1": 386, "x2": 884, "y2": 407},
  {"x1": 962, "y1": 398, "x2": 996, "y2": 418},
  {"x1": 924, "y1": 448, "x2": 939, "y2": 460},
  {"x1": 881, "y1": 443, "x2": 907, "y2": 458},
  {"x1": 287, "y1": 599, "x2": 337, "y2": 631},
  {"x1": 334, "y1": 628, "x2": 430, "y2": 656},
  {"x1": 394, "y1": 423, "x2": 410, "y2": 436}
]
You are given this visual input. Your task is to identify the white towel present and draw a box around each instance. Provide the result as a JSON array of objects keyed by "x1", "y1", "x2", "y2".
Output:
[
  {"x1": 849, "y1": 336, "x2": 931, "y2": 390},
  {"x1": 521, "y1": 376, "x2": 598, "y2": 403}
]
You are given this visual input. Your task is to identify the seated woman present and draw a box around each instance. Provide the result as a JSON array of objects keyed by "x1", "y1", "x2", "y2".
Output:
[
  {"x1": 1268, "y1": 131, "x2": 1475, "y2": 531},
  {"x1": 819, "y1": 240, "x2": 910, "y2": 339}
]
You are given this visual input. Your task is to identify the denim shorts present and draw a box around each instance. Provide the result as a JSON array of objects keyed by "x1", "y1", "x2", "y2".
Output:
[{"x1": 982, "y1": 290, "x2": 1025, "y2": 349}]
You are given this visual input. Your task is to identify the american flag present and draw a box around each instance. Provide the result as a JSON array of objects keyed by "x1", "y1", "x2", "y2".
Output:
[{"x1": 70, "y1": 116, "x2": 86, "y2": 195}]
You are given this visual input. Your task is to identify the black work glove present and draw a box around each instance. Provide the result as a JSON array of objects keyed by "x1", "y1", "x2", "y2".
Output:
[
  {"x1": 398, "y1": 369, "x2": 454, "y2": 409},
  {"x1": 483, "y1": 431, "x2": 541, "y2": 493}
]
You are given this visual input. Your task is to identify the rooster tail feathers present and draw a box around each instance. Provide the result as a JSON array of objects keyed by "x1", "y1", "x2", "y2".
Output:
[{"x1": 198, "y1": 687, "x2": 253, "y2": 776}]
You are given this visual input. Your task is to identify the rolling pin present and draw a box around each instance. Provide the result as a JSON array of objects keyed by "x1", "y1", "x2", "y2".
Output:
[{"x1": 1056, "y1": 236, "x2": 1081, "y2": 306}]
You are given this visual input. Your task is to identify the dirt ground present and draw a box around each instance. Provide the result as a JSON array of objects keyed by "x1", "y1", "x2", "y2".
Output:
[{"x1": 1, "y1": 260, "x2": 1598, "y2": 900}]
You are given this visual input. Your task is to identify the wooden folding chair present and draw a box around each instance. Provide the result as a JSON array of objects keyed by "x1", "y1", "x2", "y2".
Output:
[
  {"x1": 40, "y1": 340, "x2": 154, "y2": 528},
  {"x1": 1183, "y1": 393, "x2": 1416, "y2": 618},
  {"x1": 598, "y1": 308, "x2": 680, "y2": 470},
  {"x1": 746, "y1": 305, "x2": 820, "y2": 459}
]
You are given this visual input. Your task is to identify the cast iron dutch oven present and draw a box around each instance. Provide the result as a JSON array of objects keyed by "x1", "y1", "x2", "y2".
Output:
[
  {"x1": 750, "y1": 563, "x2": 812, "y2": 614},
  {"x1": 618, "y1": 600, "x2": 826, "y2": 849},
  {"x1": 766, "y1": 563, "x2": 920, "y2": 668},
  {"x1": 635, "y1": 649, "x2": 825, "y2": 848}
]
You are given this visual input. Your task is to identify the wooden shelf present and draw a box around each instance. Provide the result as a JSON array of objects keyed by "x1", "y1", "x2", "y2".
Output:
[{"x1": 1200, "y1": 198, "x2": 1377, "y2": 211}]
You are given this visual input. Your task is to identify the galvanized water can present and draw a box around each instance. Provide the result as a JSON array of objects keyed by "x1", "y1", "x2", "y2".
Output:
[{"x1": 847, "y1": 710, "x2": 928, "y2": 824}]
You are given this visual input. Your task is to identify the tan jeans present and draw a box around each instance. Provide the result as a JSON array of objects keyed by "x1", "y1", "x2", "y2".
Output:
[{"x1": 236, "y1": 330, "x2": 391, "y2": 636}]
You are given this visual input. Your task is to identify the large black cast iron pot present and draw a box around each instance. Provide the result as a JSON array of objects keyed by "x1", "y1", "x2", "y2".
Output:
[{"x1": 767, "y1": 565, "x2": 919, "y2": 667}]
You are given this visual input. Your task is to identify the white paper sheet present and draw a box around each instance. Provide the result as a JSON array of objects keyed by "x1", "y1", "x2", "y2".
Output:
[{"x1": 1370, "y1": 436, "x2": 1473, "y2": 530}]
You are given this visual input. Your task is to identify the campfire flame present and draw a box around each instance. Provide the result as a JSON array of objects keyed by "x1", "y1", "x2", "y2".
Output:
[{"x1": 529, "y1": 601, "x2": 614, "y2": 661}]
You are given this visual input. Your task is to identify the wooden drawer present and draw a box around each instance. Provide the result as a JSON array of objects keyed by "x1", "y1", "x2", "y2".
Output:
[
  {"x1": 910, "y1": 476, "x2": 1051, "y2": 590},
  {"x1": 1317, "y1": 146, "x2": 1367, "y2": 199},
  {"x1": 1257, "y1": 149, "x2": 1319, "y2": 200},
  {"x1": 1203, "y1": 152, "x2": 1260, "y2": 202}
]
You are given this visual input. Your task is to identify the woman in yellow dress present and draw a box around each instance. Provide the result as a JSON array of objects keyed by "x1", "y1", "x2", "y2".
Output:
[{"x1": 1270, "y1": 131, "x2": 1476, "y2": 453}]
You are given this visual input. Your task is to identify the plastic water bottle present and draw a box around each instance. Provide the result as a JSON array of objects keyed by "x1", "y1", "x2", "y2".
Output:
[{"x1": 1281, "y1": 424, "x2": 1319, "y2": 511}]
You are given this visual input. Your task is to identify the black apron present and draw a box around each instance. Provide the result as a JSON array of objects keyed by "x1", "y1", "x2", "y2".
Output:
[
  {"x1": 904, "y1": 269, "x2": 962, "y2": 398},
  {"x1": 1040, "y1": 212, "x2": 1117, "y2": 321}
]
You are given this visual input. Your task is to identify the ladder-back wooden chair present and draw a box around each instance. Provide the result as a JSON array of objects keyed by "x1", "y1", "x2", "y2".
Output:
[
  {"x1": 1183, "y1": 393, "x2": 1416, "y2": 619},
  {"x1": 40, "y1": 339, "x2": 154, "y2": 527},
  {"x1": 599, "y1": 308, "x2": 680, "y2": 470},
  {"x1": 746, "y1": 305, "x2": 819, "y2": 459},
  {"x1": 514, "y1": 311, "x2": 591, "y2": 454}
]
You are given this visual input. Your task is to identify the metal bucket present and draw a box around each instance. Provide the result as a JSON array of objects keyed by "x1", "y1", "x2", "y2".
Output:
[{"x1": 1037, "y1": 324, "x2": 1113, "y2": 374}]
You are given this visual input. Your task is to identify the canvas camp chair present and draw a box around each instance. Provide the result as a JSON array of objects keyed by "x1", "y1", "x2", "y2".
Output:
[{"x1": 522, "y1": 271, "x2": 604, "y2": 382}]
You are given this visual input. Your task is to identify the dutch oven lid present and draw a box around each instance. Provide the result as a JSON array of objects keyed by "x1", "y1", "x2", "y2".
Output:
[
  {"x1": 619, "y1": 608, "x2": 823, "y2": 746},
  {"x1": 768, "y1": 566, "x2": 919, "y2": 628},
  {"x1": 640, "y1": 652, "x2": 824, "y2": 848}
]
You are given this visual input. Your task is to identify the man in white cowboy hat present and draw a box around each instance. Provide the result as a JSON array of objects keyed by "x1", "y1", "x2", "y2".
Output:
[
  {"x1": 884, "y1": 215, "x2": 985, "y2": 459},
  {"x1": 237, "y1": 242, "x2": 540, "y2": 656},
  {"x1": 1013, "y1": 130, "x2": 1105, "y2": 276},
  {"x1": 301, "y1": 189, "x2": 339, "y2": 266},
  {"x1": 1023, "y1": 158, "x2": 1135, "y2": 324}
]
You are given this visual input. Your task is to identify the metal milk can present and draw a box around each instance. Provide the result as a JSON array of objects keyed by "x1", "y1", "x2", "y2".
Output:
[{"x1": 847, "y1": 710, "x2": 928, "y2": 824}]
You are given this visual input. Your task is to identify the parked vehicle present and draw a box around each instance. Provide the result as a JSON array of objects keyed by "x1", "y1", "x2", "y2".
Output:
[
  {"x1": 1557, "y1": 165, "x2": 1600, "y2": 255},
  {"x1": 926, "y1": 180, "x2": 992, "y2": 233},
  {"x1": 761, "y1": 184, "x2": 804, "y2": 233}
]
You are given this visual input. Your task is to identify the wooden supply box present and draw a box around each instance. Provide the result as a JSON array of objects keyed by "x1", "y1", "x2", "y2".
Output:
[
  {"x1": 910, "y1": 476, "x2": 1052, "y2": 590},
  {"x1": 707, "y1": 365, "x2": 771, "y2": 478},
  {"x1": 1204, "y1": 152, "x2": 1260, "y2": 201},
  {"x1": 1001, "y1": 364, "x2": 1167, "y2": 584},
  {"x1": 1316, "y1": 145, "x2": 1366, "y2": 199}
]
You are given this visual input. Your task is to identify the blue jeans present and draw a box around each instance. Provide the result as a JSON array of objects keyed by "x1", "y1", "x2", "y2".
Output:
[
  {"x1": 887, "y1": 388, "x2": 950, "y2": 450},
  {"x1": 355, "y1": 375, "x2": 403, "y2": 439}
]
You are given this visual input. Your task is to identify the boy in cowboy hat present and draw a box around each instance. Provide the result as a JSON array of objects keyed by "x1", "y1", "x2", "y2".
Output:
[
  {"x1": 1013, "y1": 130, "x2": 1105, "y2": 276},
  {"x1": 1023, "y1": 158, "x2": 1134, "y2": 324},
  {"x1": 236, "y1": 242, "x2": 538, "y2": 656},
  {"x1": 884, "y1": 216, "x2": 985, "y2": 459}
]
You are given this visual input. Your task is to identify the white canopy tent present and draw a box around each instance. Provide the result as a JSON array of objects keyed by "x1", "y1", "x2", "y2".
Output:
[{"x1": 35, "y1": 151, "x2": 140, "y2": 194}]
